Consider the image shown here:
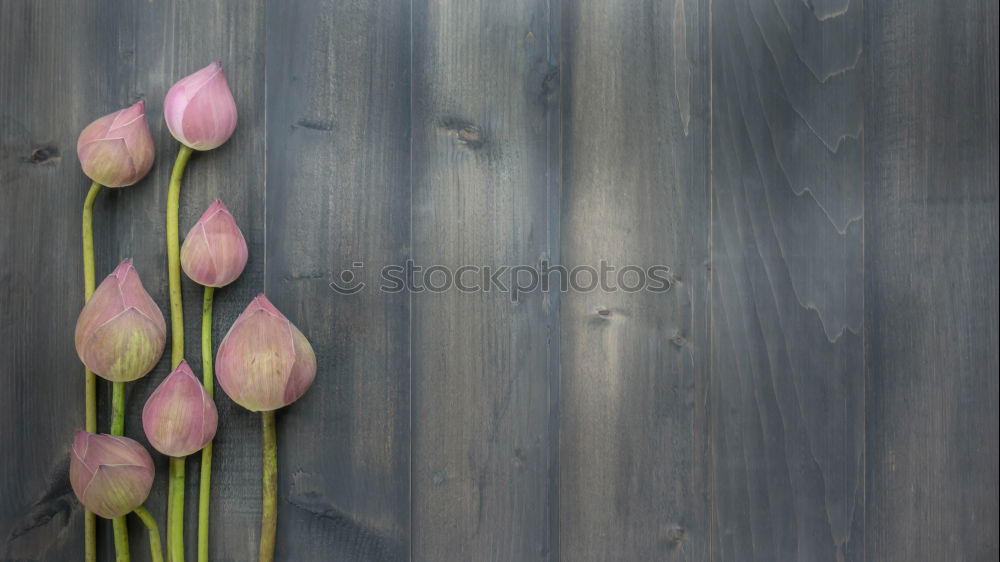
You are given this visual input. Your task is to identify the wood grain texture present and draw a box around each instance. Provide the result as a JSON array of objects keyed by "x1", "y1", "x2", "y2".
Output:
[
  {"x1": 409, "y1": 0, "x2": 557, "y2": 559},
  {"x1": 0, "y1": 2, "x2": 267, "y2": 561},
  {"x1": 557, "y1": 0, "x2": 711, "y2": 560},
  {"x1": 864, "y1": 0, "x2": 1000, "y2": 560},
  {"x1": 0, "y1": 2, "x2": 107, "y2": 559},
  {"x1": 2, "y1": 0, "x2": 999, "y2": 561},
  {"x1": 710, "y1": 0, "x2": 865, "y2": 560},
  {"x1": 264, "y1": 0, "x2": 411, "y2": 560}
]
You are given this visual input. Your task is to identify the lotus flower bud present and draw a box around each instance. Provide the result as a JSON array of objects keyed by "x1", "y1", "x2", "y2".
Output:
[
  {"x1": 142, "y1": 361, "x2": 218, "y2": 457},
  {"x1": 164, "y1": 62, "x2": 238, "y2": 150},
  {"x1": 75, "y1": 259, "x2": 167, "y2": 382},
  {"x1": 77, "y1": 100, "x2": 155, "y2": 187},
  {"x1": 216, "y1": 295, "x2": 316, "y2": 412},
  {"x1": 70, "y1": 430, "x2": 155, "y2": 519},
  {"x1": 180, "y1": 200, "x2": 249, "y2": 287}
]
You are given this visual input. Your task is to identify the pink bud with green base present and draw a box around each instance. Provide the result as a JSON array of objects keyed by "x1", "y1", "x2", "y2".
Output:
[
  {"x1": 181, "y1": 200, "x2": 248, "y2": 287},
  {"x1": 75, "y1": 259, "x2": 166, "y2": 382},
  {"x1": 164, "y1": 62, "x2": 238, "y2": 151},
  {"x1": 77, "y1": 100, "x2": 154, "y2": 187},
  {"x1": 70, "y1": 430, "x2": 155, "y2": 519},
  {"x1": 142, "y1": 361, "x2": 218, "y2": 457},
  {"x1": 216, "y1": 294, "x2": 316, "y2": 412}
]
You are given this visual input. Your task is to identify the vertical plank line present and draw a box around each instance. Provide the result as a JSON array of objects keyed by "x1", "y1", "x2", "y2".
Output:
[
  {"x1": 262, "y1": 0, "x2": 268, "y2": 296},
  {"x1": 707, "y1": 0, "x2": 716, "y2": 557},
  {"x1": 545, "y1": 0, "x2": 562, "y2": 559},
  {"x1": 860, "y1": 3, "x2": 867, "y2": 561},
  {"x1": 408, "y1": 0, "x2": 415, "y2": 560}
]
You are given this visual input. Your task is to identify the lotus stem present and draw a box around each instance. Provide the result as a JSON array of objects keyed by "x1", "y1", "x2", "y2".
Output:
[
  {"x1": 81, "y1": 180, "x2": 102, "y2": 562},
  {"x1": 111, "y1": 383, "x2": 126, "y2": 435},
  {"x1": 110, "y1": 380, "x2": 129, "y2": 561},
  {"x1": 112, "y1": 516, "x2": 130, "y2": 561},
  {"x1": 82, "y1": 181, "x2": 101, "y2": 430},
  {"x1": 259, "y1": 411, "x2": 277, "y2": 562},
  {"x1": 168, "y1": 456, "x2": 186, "y2": 562},
  {"x1": 167, "y1": 144, "x2": 193, "y2": 367},
  {"x1": 166, "y1": 143, "x2": 193, "y2": 561},
  {"x1": 198, "y1": 285, "x2": 215, "y2": 562},
  {"x1": 134, "y1": 506, "x2": 164, "y2": 562}
]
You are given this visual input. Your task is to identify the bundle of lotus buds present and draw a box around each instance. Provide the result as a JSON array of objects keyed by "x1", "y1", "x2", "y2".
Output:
[{"x1": 70, "y1": 61, "x2": 314, "y2": 562}]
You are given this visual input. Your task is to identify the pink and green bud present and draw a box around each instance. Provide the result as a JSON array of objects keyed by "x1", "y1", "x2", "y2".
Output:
[
  {"x1": 77, "y1": 100, "x2": 155, "y2": 187},
  {"x1": 75, "y1": 259, "x2": 166, "y2": 382},
  {"x1": 70, "y1": 430, "x2": 155, "y2": 519},
  {"x1": 180, "y1": 200, "x2": 249, "y2": 287},
  {"x1": 216, "y1": 295, "x2": 316, "y2": 412},
  {"x1": 164, "y1": 61, "x2": 238, "y2": 150},
  {"x1": 142, "y1": 361, "x2": 218, "y2": 457}
]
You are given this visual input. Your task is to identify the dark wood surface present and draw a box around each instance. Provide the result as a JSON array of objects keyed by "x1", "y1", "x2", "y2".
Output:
[
  {"x1": 0, "y1": 1, "x2": 996, "y2": 561},
  {"x1": 711, "y1": 0, "x2": 865, "y2": 560},
  {"x1": 409, "y1": 1, "x2": 555, "y2": 560},
  {"x1": 559, "y1": 0, "x2": 710, "y2": 560},
  {"x1": 864, "y1": 1, "x2": 999, "y2": 561},
  {"x1": 265, "y1": 2, "x2": 411, "y2": 560}
]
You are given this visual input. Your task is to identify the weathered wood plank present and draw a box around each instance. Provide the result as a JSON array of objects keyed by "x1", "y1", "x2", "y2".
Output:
[
  {"x1": 0, "y1": 2, "x2": 268, "y2": 561},
  {"x1": 864, "y1": 1, "x2": 999, "y2": 560},
  {"x1": 409, "y1": 0, "x2": 557, "y2": 559},
  {"x1": 0, "y1": 2, "x2": 116, "y2": 559},
  {"x1": 558, "y1": 0, "x2": 711, "y2": 560},
  {"x1": 710, "y1": 0, "x2": 865, "y2": 560},
  {"x1": 264, "y1": 0, "x2": 412, "y2": 560}
]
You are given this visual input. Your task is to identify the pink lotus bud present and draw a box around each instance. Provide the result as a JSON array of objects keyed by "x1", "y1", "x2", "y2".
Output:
[
  {"x1": 70, "y1": 430, "x2": 155, "y2": 519},
  {"x1": 75, "y1": 259, "x2": 167, "y2": 382},
  {"x1": 216, "y1": 295, "x2": 316, "y2": 412},
  {"x1": 77, "y1": 100, "x2": 155, "y2": 187},
  {"x1": 164, "y1": 62, "x2": 238, "y2": 150},
  {"x1": 142, "y1": 361, "x2": 218, "y2": 457},
  {"x1": 180, "y1": 200, "x2": 249, "y2": 287}
]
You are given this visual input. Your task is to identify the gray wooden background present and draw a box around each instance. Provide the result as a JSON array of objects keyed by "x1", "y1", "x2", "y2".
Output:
[{"x1": 1, "y1": 0, "x2": 997, "y2": 560}]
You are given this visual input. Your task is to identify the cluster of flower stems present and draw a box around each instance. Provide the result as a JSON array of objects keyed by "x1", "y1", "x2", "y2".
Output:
[{"x1": 81, "y1": 144, "x2": 277, "y2": 562}]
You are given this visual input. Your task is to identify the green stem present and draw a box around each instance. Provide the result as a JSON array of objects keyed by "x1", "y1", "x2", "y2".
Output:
[
  {"x1": 166, "y1": 143, "x2": 193, "y2": 562},
  {"x1": 134, "y1": 506, "x2": 164, "y2": 562},
  {"x1": 167, "y1": 144, "x2": 193, "y2": 368},
  {"x1": 111, "y1": 382, "x2": 126, "y2": 435},
  {"x1": 113, "y1": 517, "x2": 130, "y2": 562},
  {"x1": 168, "y1": 456, "x2": 186, "y2": 562},
  {"x1": 82, "y1": 181, "x2": 101, "y2": 430},
  {"x1": 259, "y1": 411, "x2": 277, "y2": 562},
  {"x1": 82, "y1": 180, "x2": 101, "y2": 562},
  {"x1": 110, "y1": 381, "x2": 129, "y2": 560},
  {"x1": 197, "y1": 286, "x2": 215, "y2": 562}
]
